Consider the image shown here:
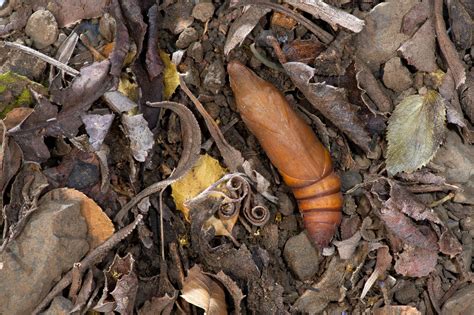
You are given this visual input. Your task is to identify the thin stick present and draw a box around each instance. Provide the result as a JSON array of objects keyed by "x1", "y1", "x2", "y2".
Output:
[{"x1": 1, "y1": 41, "x2": 80, "y2": 76}]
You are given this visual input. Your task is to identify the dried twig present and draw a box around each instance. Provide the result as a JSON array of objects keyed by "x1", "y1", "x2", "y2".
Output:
[
  {"x1": 1, "y1": 41, "x2": 80, "y2": 76},
  {"x1": 32, "y1": 215, "x2": 143, "y2": 314},
  {"x1": 284, "y1": 0, "x2": 365, "y2": 33},
  {"x1": 232, "y1": 0, "x2": 334, "y2": 44},
  {"x1": 433, "y1": 0, "x2": 466, "y2": 89}
]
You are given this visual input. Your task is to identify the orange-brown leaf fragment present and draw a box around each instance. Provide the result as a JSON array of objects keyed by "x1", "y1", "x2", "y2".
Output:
[{"x1": 53, "y1": 188, "x2": 114, "y2": 249}]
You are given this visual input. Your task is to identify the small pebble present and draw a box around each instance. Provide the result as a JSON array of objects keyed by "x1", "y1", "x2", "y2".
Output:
[
  {"x1": 192, "y1": 2, "x2": 215, "y2": 22},
  {"x1": 25, "y1": 10, "x2": 59, "y2": 49},
  {"x1": 176, "y1": 27, "x2": 199, "y2": 49},
  {"x1": 383, "y1": 57, "x2": 413, "y2": 92},
  {"x1": 283, "y1": 232, "x2": 319, "y2": 281},
  {"x1": 203, "y1": 59, "x2": 226, "y2": 94},
  {"x1": 188, "y1": 41, "x2": 203, "y2": 62}
]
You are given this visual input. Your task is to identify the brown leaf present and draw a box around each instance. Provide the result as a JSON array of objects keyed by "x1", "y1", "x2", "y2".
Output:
[
  {"x1": 398, "y1": 19, "x2": 438, "y2": 73},
  {"x1": 284, "y1": 62, "x2": 372, "y2": 152},
  {"x1": 145, "y1": 4, "x2": 163, "y2": 81},
  {"x1": 361, "y1": 246, "x2": 392, "y2": 299},
  {"x1": 139, "y1": 292, "x2": 178, "y2": 315},
  {"x1": 181, "y1": 265, "x2": 228, "y2": 315},
  {"x1": 207, "y1": 271, "x2": 244, "y2": 315},
  {"x1": 95, "y1": 253, "x2": 138, "y2": 314},
  {"x1": 394, "y1": 246, "x2": 437, "y2": 277},
  {"x1": 374, "y1": 305, "x2": 421, "y2": 315},
  {"x1": 50, "y1": 188, "x2": 115, "y2": 249}
]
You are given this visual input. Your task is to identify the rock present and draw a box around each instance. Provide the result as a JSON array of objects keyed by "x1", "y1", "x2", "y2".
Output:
[
  {"x1": 42, "y1": 296, "x2": 74, "y2": 315},
  {"x1": 441, "y1": 284, "x2": 474, "y2": 315},
  {"x1": 162, "y1": 2, "x2": 194, "y2": 34},
  {"x1": 66, "y1": 160, "x2": 100, "y2": 190},
  {"x1": 355, "y1": 0, "x2": 418, "y2": 71},
  {"x1": 188, "y1": 41, "x2": 203, "y2": 62},
  {"x1": 433, "y1": 131, "x2": 474, "y2": 204},
  {"x1": 0, "y1": 197, "x2": 89, "y2": 314},
  {"x1": 394, "y1": 281, "x2": 419, "y2": 304},
  {"x1": 0, "y1": 46, "x2": 47, "y2": 80},
  {"x1": 340, "y1": 170, "x2": 363, "y2": 194},
  {"x1": 176, "y1": 27, "x2": 199, "y2": 49},
  {"x1": 383, "y1": 57, "x2": 413, "y2": 92},
  {"x1": 192, "y1": 2, "x2": 215, "y2": 22},
  {"x1": 283, "y1": 232, "x2": 319, "y2": 281},
  {"x1": 203, "y1": 59, "x2": 226, "y2": 94},
  {"x1": 25, "y1": 10, "x2": 59, "y2": 49}
]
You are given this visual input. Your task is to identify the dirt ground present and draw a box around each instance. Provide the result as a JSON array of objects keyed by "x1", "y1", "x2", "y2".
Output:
[{"x1": 1, "y1": 0, "x2": 474, "y2": 314}]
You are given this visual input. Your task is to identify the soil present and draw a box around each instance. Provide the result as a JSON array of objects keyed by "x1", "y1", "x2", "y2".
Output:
[{"x1": 1, "y1": 0, "x2": 474, "y2": 314}]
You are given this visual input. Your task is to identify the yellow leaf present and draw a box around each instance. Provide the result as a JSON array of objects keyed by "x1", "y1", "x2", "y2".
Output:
[
  {"x1": 171, "y1": 154, "x2": 226, "y2": 220},
  {"x1": 386, "y1": 90, "x2": 446, "y2": 175},
  {"x1": 118, "y1": 75, "x2": 139, "y2": 103},
  {"x1": 159, "y1": 50, "x2": 180, "y2": 100}
]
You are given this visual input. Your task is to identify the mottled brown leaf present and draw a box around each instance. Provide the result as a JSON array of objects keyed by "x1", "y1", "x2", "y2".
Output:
[{"x1": 394, "y1": 246, "x2": 437, "y2": 277}]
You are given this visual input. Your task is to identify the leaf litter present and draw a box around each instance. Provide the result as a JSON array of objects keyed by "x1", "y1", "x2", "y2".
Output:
[{"x1": 0, "y1": 0, "x2": 473, "y2": 313}]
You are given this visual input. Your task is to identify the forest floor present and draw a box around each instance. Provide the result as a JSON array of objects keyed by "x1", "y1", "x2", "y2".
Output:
[{"x1": 1, "y1": 0, "x2": 474, "y2": 314}]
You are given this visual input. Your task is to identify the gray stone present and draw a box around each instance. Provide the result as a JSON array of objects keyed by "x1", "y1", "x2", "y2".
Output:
[
  {"x1": 441, "y1": 284, "x2": 474, "y2": 315},
  {"x1": 0, "y1": 197, "x2": 89, "y2": 314},
  {"x1": 42, "y1": 296, "x2": 74, "y2": 315},
  {"x1": 383, "y1": 57, "x2": 413, "y2": 92},
  {"x1": 283, "y1": 232, "x2": 319, "y2": 281},
  {"x1": 192, "y1": 3, "x2": 215, "y2": 22},
  {"x1": 188, "y1": 41, "x2": 203, "y2": 62},
  {"x1": 0, "y1": 45, "x2": 47, "y2": 80},
  {"x1": 203, "y1": 59, "x2": 225, "y2": 94},
  {"x1": 25, "y1": 10, "x2": 59, "y2": 49},
  {"x1": 394, "y1": 281, "x2": 419, "y2": 304},
  {"x1": 176, "y1": 27, "x2": 199, "y2": 49}
]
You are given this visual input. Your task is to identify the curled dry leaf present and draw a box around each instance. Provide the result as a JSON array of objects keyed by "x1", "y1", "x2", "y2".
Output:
[
  {"x1": 95, "y1": 253, "x2": 138, "y2": 314},
  {"x1": 224, "y1": 6, "x2": 270, "y2": 56},
  {"x1": 121, "y1": 113, "x2": 154, "y2": 162},
  {"x1": 386, "y1": 90, "x2": 446, "y2": 175},
  {"x1": 171, "y1": 154, "x2": 226, "y2": 220},
  {"x1": 333, "y1": 231, "x2": 361, "y2": 260},
  {"x1": 294, "y1": 244, "x2": 369, "y2": 314},
  {"x1": 138, "y1": 292, "x2": 178, "y2": 315},
  {"x1": 361, "y1": 246, "x2": 392, "y2": 299},
  {"x1": 181, "y1": 265, "x2": 228, "y2": 315},
  {"x1": 284, "y1": 62, "x2": 372, "y2": 153}
]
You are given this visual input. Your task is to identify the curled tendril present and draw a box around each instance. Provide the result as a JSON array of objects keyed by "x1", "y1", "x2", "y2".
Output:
[
  {"x1": 186, "y1": 173, "x2": 271, "y2": 228},
  {"x1": 243, "y1": 205, "x2": 270, "y2": 227}
]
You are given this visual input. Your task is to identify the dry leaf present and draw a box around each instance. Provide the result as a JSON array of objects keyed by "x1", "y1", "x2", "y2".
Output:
[
  {"x1": 159, "y1": 50, "x2": 180, "y2": 100},
  {"x1": 386, "y1": 90, "x2": 446, "y2": 175},
  {"x1": 361, "y1": 246, "x2": 392, "y2": 299},
  {"x1": 52, "y1": 188, "x2": 114, "y2": 249},
  {"x1": 224, "y1": 6, "x2": 270, "y2": 55},
  {"x1": 81, "y1": 113, "x2": 114, "y2": 151},
  {"x1": 172, "y1": 154, "x2": 226, "y2": 219},
  {"x1": 333, "y1": 231, "x2": 361, "y2": 260},
  {"x1": 394, "y1": 246, "x2": 437, "y2": 277},
  {"x1": 121, "y1": 113, "x2": 154, "y2": 162},
  {"x1": 181, "y1": 265, "x2": 228, "y2": 315},
  {"x1": 374, "y1": 305, "x2": 421, "y2": 315}
]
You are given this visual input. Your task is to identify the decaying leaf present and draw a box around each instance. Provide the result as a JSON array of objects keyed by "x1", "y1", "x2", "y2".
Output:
[
  {"x1": 224, "y1": 6, "x2": 270, "y2": 55},
  {"x1": 394, "y1": 246, "x2": 438, "y2": 277},
  {"x1": 47, "y1": 188, "x2": 114, "y2": 249},
  {"x1": 361, "y1": 246, "x2": 392, "y2": 299},
  {"x1": 121, "y1": 113, "x2": 154, "y2": 162},
  {"x1": 333, "y1": 231, "x2": 361, "y2": 260},
  {"x1": 171, "y1": 154, "x2": 226, "y2": 219},
  {"x1": 284, "y1": 62, "x2": 372, "y2": 152},
  {"x1": 95, "y1": 253, "x2": 138, "y2": 314},
  {"x1": 181, "y1": 265, "x2": 228, "y2": 315},
  {"x1": 81, "y1": 113, "x2": 115, "y2": 151},
  {"x1": 386, "y1": 90, "x2": 446, "y2": 175},
  {"x1": 138, "y1": 292, "x2": 178, "y2": 315},
  {"x1": 160, "y1": 50, "x2": 179, "y2": 100}
]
